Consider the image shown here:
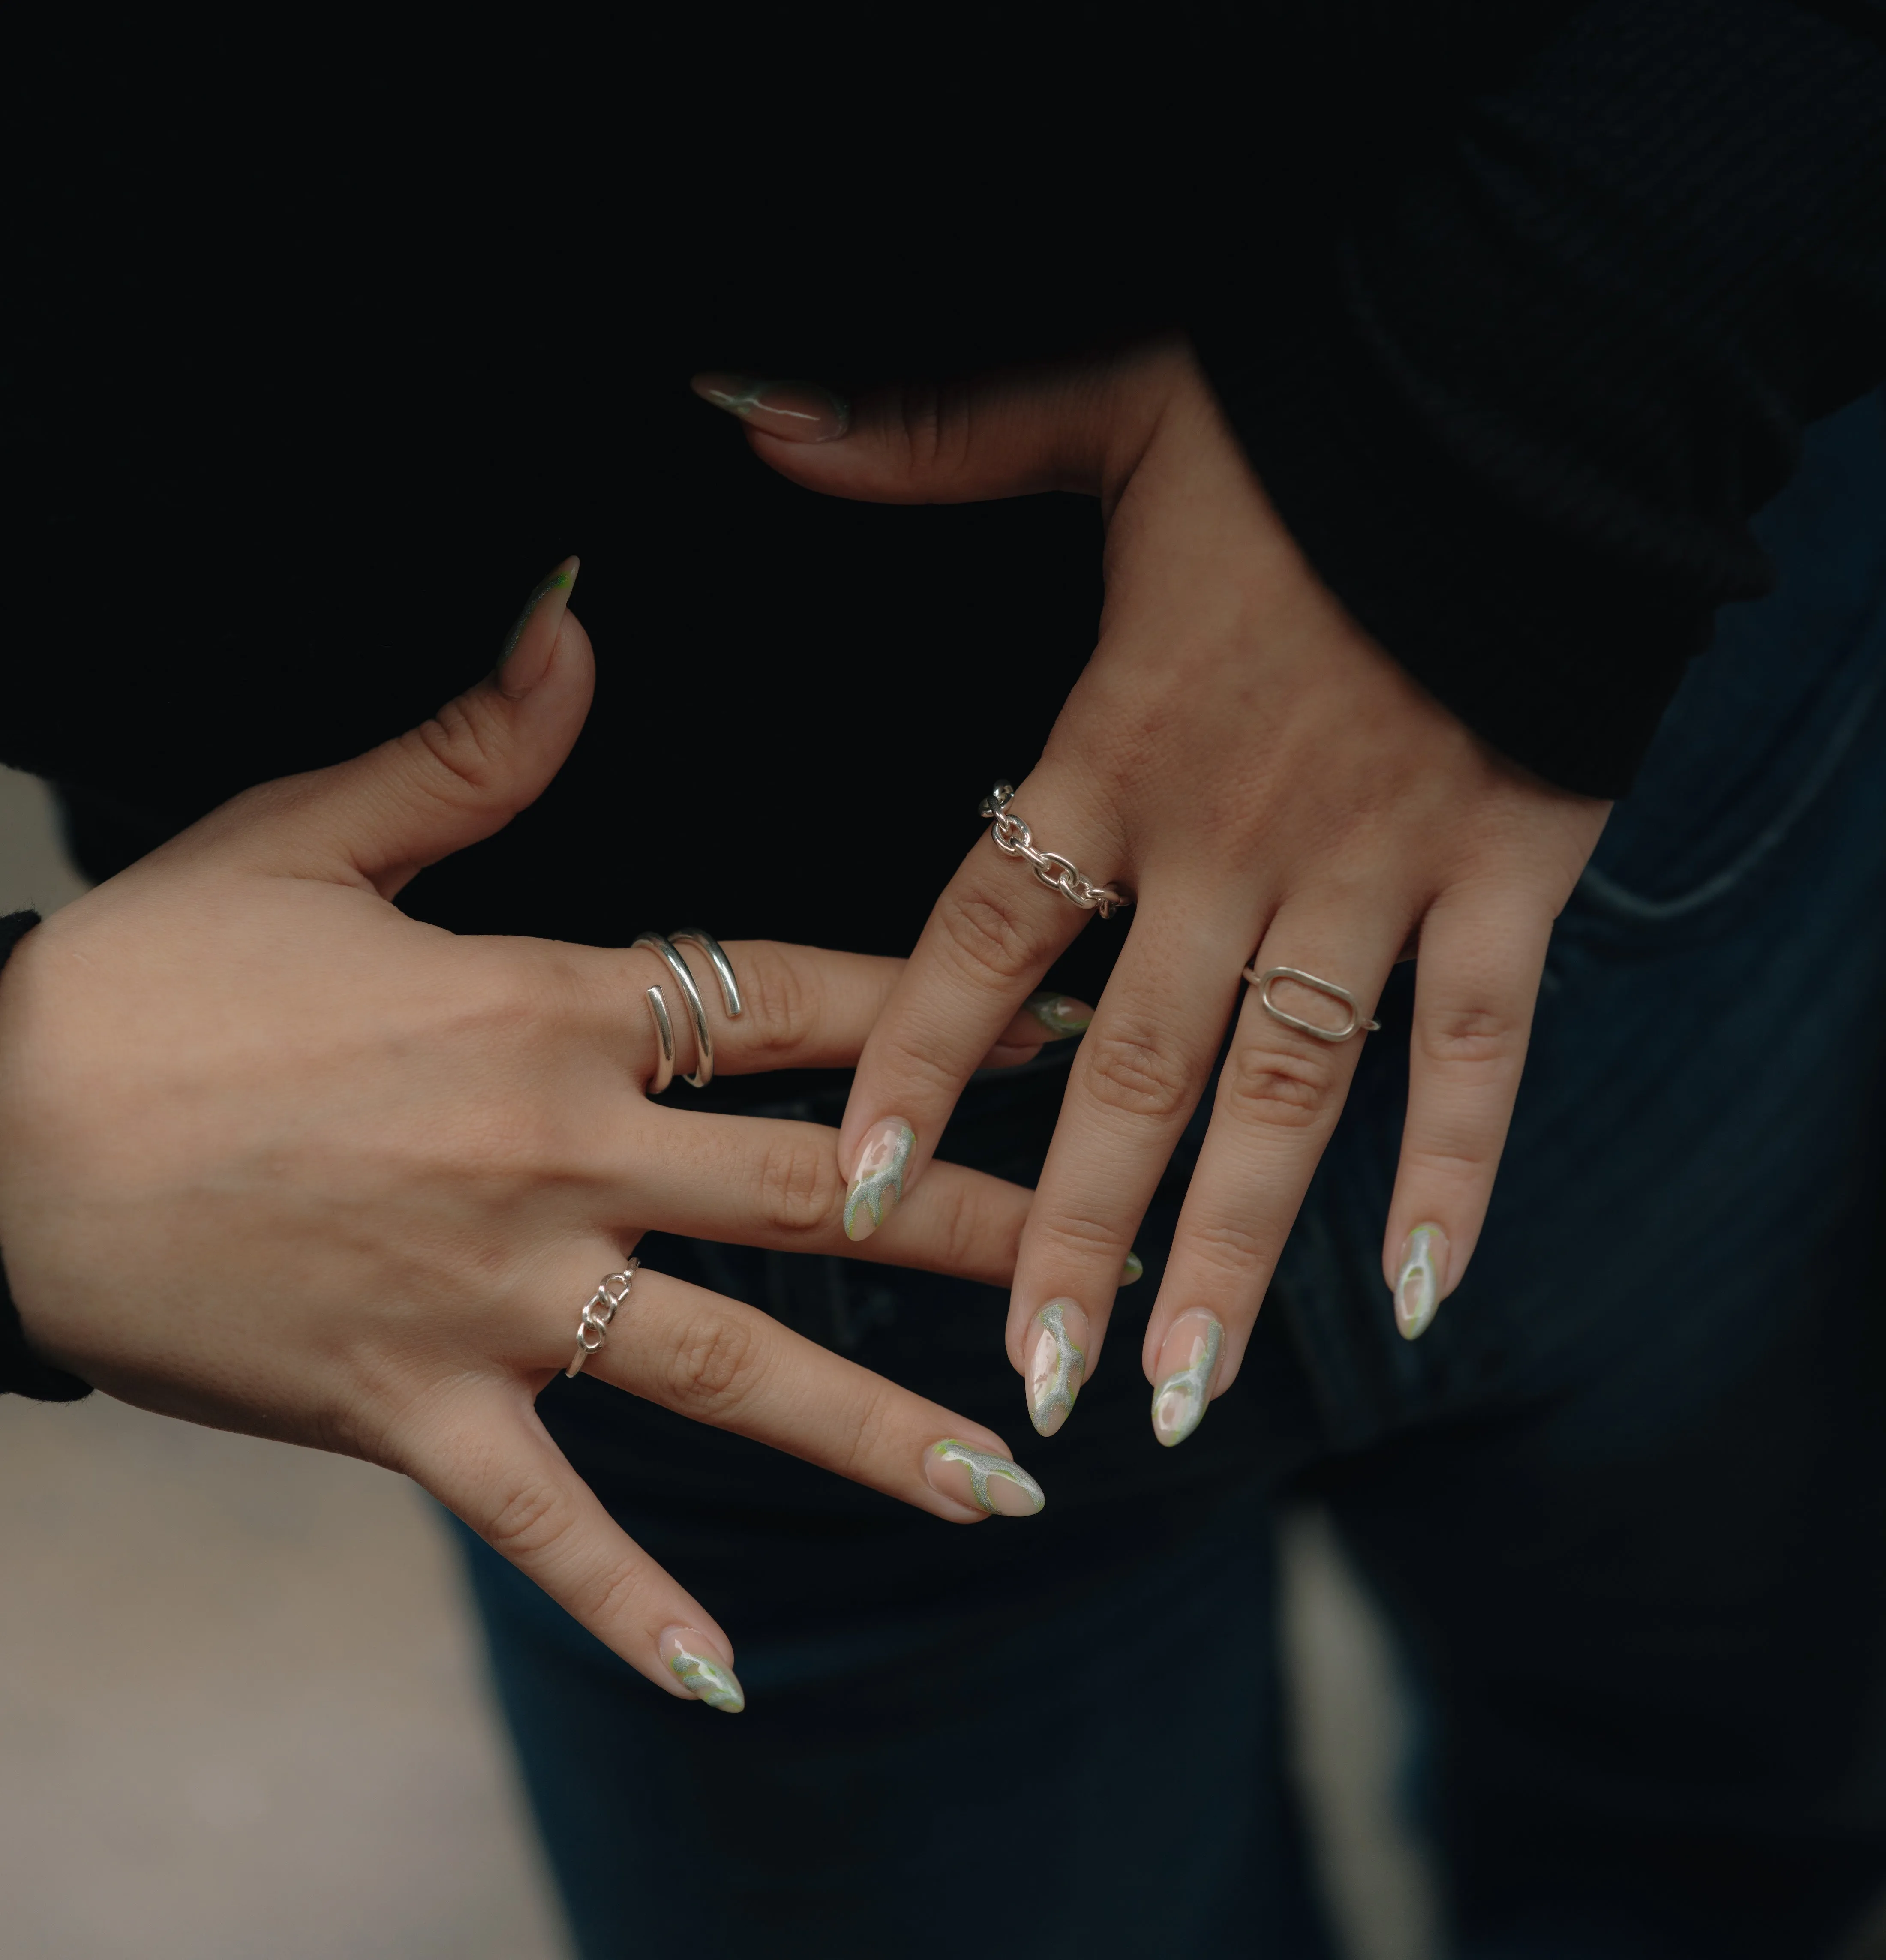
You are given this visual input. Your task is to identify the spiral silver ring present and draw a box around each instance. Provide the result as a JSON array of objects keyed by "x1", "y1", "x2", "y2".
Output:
[
  {"x1": 1243, "y1": 964, "x2": 1381, "y2": 1044},
  {"x1": 565, "y1": 1259, "x2": 639, "y2": 1379},
  {"x1": 632, "y1": 929, "x2": 743, "y2": 1091}
]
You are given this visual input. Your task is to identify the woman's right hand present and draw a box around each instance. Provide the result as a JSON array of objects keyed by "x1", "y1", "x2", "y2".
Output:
[{"x1": 0, "y1": 564, "x2": 1053, "y2": 1713}]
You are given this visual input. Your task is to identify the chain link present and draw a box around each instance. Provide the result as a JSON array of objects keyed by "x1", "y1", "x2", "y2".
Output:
[
  {"x1": 565, "y1": 1259, "x2": 640, "y2": 1378},
  {"x1": 978, "y1": 784, "x2": 1129, "y2": 919}
]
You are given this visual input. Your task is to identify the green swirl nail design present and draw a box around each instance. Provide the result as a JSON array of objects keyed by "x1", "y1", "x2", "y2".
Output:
[
  {"x1": 1151, "y1": 1315, "x2": 1224, "y2": 1448},
  {"x1": 668, "y1": 1643, "x2": 745, "y2": 1713},
  {"x1": 1120, "y1": 1251, "x2": 1144, "y2": 1286},
  {"x1": 844, "y1": 1118, "x2": 915, "y2": 1240},
  {"x1": 1027, "y1": 1300, "x2": 1088, "y2": 1438},
  {"x1": 1025, "y1": 993, "x2": 1093, "y2": 1037},
  {"x1": 1395, "y1": 1225, "x2": 1445, "y2": 1340},
  {"x1": 930, "y1": 1440, "x2": 1045, "y2": 1515}
]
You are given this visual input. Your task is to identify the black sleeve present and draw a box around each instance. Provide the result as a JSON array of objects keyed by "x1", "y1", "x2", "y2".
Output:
[
  {"x1": 0, "y1": 912, "x2": 91, "y2": 1402},
  {"x1": 1189, "y1": 0, "x2": 1886, "y2": 798}
]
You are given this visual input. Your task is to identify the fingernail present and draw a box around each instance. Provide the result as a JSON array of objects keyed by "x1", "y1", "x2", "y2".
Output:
[
  {"x1": 1120, "y1": 1251, "x2": 1144, "y2": 1286},
  {"x1": 1026, "y1": 1299, "x2": 1090, "y2": 1438},
  {"x1": 494, "y1": 557, "x2": 579, "y2": 698},
  {"x1": 691, "y1": 372, "x2": 850, "y2": 444},
  {"x1": 1394, "y1": 1224, "x2": 1448, "y2": 1340},
  {"x1": 924, "y1": 1439, "x2": 1045, "y2": 1516},
  {"x1": 659, "y1": 1627, "x2": 745, "y2": 1713},
  {"x1": 844, "y1": 1117, "x2": 915, "y2": 1241},
  {"x1": 1150, "y1": 1309, "x2": 1224, "y2": 1448},
  {"x1": 1024, "y1": 993, "x2": 1094, "y2": 1038}
]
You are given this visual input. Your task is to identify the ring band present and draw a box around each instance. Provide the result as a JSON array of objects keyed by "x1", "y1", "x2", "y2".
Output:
[
  {"x1": 566, "y1": 1259, "x2": 639, "y2": 1378},
  {"x1": 633, "y1": 929, "x2": 743, "y2": 1091},
  {"x1": 979, "y1": 783, "x2": 1129, "y2": 920},
  {"x1": 1243, "y1": 964, "x2": 1381, "y2": 1044}
]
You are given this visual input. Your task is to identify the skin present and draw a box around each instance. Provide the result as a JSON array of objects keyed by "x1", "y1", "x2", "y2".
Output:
[
  {"x1": 0, "y1": 566, "x2": 1053, "y2": 1709},
  {"x1": 722, "y1": 337, "x2": 1611, "y2": 1428}
]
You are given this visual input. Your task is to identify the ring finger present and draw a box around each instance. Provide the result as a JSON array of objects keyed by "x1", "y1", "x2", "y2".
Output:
[{"x1": 1136, "y1": 902, "x2": 1407, "y2": 1444}]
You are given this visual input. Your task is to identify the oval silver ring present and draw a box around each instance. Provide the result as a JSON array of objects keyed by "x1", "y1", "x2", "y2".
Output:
[{"x1": 1242, "y1": 964, "x2": 1382, "y2": 1045}]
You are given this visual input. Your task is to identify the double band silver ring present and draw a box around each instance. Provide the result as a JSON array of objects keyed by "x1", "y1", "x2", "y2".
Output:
[
  {"x1": 980, "y1": 783, "x2": 1129, "y2": 920},
  {"x1": 632, "y1": 929, "x2": 743, "y2": 1092},
  {"x1": 566, "y1": 1259, "x2": 639, "y2": 1379},
  {"x1": 1243, "y1": 964, "x2": 1381, "y2": 1044}
]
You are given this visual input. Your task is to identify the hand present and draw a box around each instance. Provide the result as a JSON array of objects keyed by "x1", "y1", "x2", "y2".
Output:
[
  {"x1": 702, "y1": 339, "x2": 1610, "y2": 1445},
  {"x1": 0, "y1": 563, "x2": 1057, "y2": 1714}
]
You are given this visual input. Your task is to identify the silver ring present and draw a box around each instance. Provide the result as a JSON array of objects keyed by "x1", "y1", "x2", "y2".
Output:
[
  {"x1": 632, "y1": 930, "x2": 743, "y2": 1090},
  {"x1": 565, "y1": 1259, "x2": 639, "y2": 1379},
  {"x1": 979, "y1": 783, "x2": 1129, "y2": 920},
  {"x1": 1243, "y1": 964, "x2": 1381, "y2": 1044}
]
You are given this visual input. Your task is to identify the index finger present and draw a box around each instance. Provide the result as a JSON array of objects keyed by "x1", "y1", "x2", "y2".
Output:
[{"x1": 835, "y1": 769, "x2": 1126, "y2": 1239}]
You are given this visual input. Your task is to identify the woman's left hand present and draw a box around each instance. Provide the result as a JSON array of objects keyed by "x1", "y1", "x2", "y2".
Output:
[{"x1": 696, "y1": 337, "x2": 1610, "y2": 1445}]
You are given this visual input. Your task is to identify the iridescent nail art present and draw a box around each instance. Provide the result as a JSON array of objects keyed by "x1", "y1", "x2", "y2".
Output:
[
  {"x1": 1120, "y1": 1251, "x2": 1144, "y2": 1286},
  {"x1": 1395, "y1": 1225, "x2": 1446, "y2": 1341},
  {"x1": 844, "y1": 1117, "x2": 915, "y2": 1241},
  {"x1": 928, "y1": 1440, "x2": 1045, "y2": 1516},
  {"x1": 496, "y1": 562, "x2": 574, "y2": 667},
  {"x1": 691, "y1": 373, "x2": 850, "y2": 441},
  {"x1": 1024, "y1": 993, "x2": 1093, "y2": 1037},
  {"x1": 1027, "y1": 1299, "x2": 1088, "y2": 1438},
  {"x1": 667, "y1": 1642, "x2": 745, "y2": 1713},
  {"x1": 1151, "y1": 1312, "x2": 1224, "y2": 1448}
]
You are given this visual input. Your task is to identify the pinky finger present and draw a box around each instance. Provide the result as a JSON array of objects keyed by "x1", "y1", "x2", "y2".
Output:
[
  {"x1": 1382, "y1": 894, "x2": 1554, "y2": 1339},
  {"x1": 406, "y1": 1379, "x2": 747, "y2": 1712}
]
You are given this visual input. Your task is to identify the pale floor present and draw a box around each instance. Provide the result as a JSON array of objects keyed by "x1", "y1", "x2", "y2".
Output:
[{"x1": 0, "y1": 765, "x2": 1448, "y2": 1959}]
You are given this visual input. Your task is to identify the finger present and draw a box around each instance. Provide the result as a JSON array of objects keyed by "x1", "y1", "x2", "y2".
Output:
[
  {"x1": 1001, "y1": 901, "x2": 1252, "y2": 1429},
  {"x1": 574, "y1": 1265, "x2": 1046, "y2": 1524},
  {"x1": 407, "y1": 1377, "x2": 749, "y2": 1711},
  {"x1": 691, "y1": 360, "x2": 1126, "y2": 502},
  {"x1": 204, "y1": 559, "x2": 593, "y2": 898},
  {"x1": 833, "y1": 768, "x2": 1127, "y2": 1242},
  {"x1": 1379, "y1": 891, "x2": 1553, "y2": 1339},
  {"x1": 625, "y1": 1111, "x2": 1034, "y2": 1290},
  {"x1": 1137, "y1": 906, "x2": 1407, "y2": 1444},
  {"x1": 581, "y1": 938, "x2": 1095, "y2": 1090}
]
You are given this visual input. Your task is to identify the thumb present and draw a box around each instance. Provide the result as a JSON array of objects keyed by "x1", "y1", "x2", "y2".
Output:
[
  {"x1": 690, "y1": 356, "x2": 1147, "y2": 507},
  {"x1": 222, "y1": 557, "x2": 595, "y2": 896}
]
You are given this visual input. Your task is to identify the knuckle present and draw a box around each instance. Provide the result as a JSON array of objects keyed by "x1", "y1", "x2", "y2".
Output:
[
  {"x1": 937, "y1": 888, "x2": 1041, "y2": 989},
  {"x1": 405, "y1": 697, "x2": 511, "y2": 806},
  {"x1": 1225, "y1": 1040, "x2": 1341, "y2": 1131},
  {"x1": 1081, "y1": 1021, "x2": 1193, "y2": 1123},
  {"x1": 1418, "y1": 1003, "x2": 1525, "y2": 1072},
  {"x1": 656, "y1": 1310, "x2": 760, "y2": 1420},
  {"x1": 1185, "y1": 1216, "x2": 1272, "y2": 1282},
  {"x1": 925, "y1": 1175, "x2": 1022, "y2": 1281},
  {"x1": 832, "y1": 1385, "x2": 892, "y2": 1485},
  {"x1": 1034, "y1": 1206, "x2": 1126, "y2": 1264},
  {"x1": 481, "y1": 1477, "x2": 570, "y2": 1561},
  {"x1": 754, "y1": 1129, "x2": 847, "y2": 1237},
  {"x1": 730, "y1": 942, "x2": 817, "y2": 1061}
]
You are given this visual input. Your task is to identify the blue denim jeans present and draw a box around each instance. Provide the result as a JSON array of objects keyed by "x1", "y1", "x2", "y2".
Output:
[{"x1": 456, "y1": 393, "x2": 1886, "y2": 1959}]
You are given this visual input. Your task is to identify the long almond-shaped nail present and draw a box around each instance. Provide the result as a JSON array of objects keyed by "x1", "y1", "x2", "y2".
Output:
[
  {"x1": 1150, "y1": 1309, "x2": 1224, "y2": 1448},
  {"x1": 659, "y1": 1628, "x2": 745, "y2": 1713},
  {"x1": 1394, "y1": 1224, "x2": 1448, "y2": 1340},
  {"x1": 691, "y1": 372, "x2": 850, "y2": 443},
  {"x1": 924, "y1": 1440, "x2": 1045, "y2": 1516},
  {"x1": 1026, "y1": 1299, "x2": 1090, "y2": 1438},
  {"x1": 1024, "y1": 993, "x2": 1094, "y2": 1038},
  {"x1": 844, "y1": 1117, "x2": 915, "y2": 1241},
  {"x1": 494, "y1": 556, "x2": 579, "y2": 697}
]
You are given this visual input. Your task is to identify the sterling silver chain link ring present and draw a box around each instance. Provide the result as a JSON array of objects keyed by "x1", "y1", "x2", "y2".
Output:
[
  {"x1": 565, "y1": 1259, "x2": 639, "y2": 1379},
  {"x1": 979, "y1": 783, "x2": 1130, "y2": 919}
]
